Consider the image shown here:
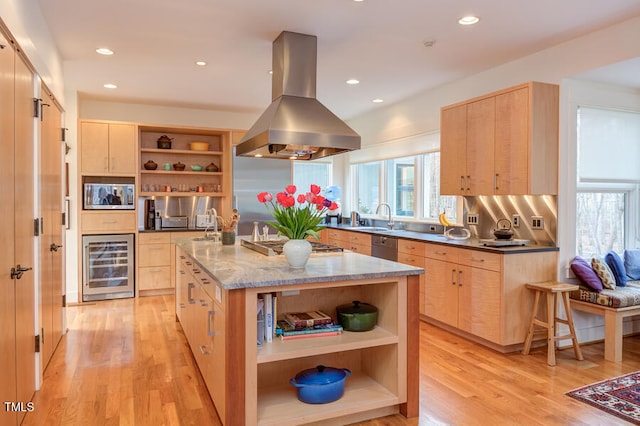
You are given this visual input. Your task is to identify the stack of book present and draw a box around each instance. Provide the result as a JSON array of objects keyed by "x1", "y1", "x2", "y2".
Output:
[{"x1": 275, "y1": 311, "x2": 343, "y2": 341}]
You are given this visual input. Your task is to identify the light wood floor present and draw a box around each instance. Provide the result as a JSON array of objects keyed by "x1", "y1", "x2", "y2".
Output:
[{"x1": 23, "y1": 295, "x2": 640, "y2": 425}]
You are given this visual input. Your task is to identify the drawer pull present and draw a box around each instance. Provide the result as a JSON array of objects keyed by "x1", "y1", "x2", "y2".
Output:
[
  {"x1": 207, "y1": 310, "x2": 218, "y2": 336},
  {"x1": 451, "y1": 269, "x2": 456, "y2": 285},
  {"x1": 458, "y1": 270, "x2": 463, "y2": 286},
  {"x1": 102, "y1": 219, "x2": 117, "y2": 224},
  {"x1": 199, "y1": 345, "x2": 210, "y2": 356},
  {"x1": 470, "y1": 258, "x2": 485, "y2": 262},
  {"x1": 187, "y1": 283, "x2": 195, "y2": 304},
  {"x1": 150, "y1": 268, "x2": 163, "y2": 273},
  {"x1": 435, "y1": 251, "x2": 447, "y2": 256}
]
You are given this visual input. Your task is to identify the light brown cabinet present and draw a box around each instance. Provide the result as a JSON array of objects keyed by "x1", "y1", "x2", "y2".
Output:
[
  {"x1": 440, "y1": 81, "x2": 559, "y2": 195},
  {"x1": 398, "y1": 239, "x2": 426, "y2": 315},
  {"x1": 138, "y1": 233, "x2": 171, "y2": 291},
  {"x1": 80, "y1": 121, "x2": 137, "y2": 175},
  {"x1": 81, "y1": 211, "x2": 137, "y2": 233},
  {"x1": 423, "y1": 242, "x2": 557, "y2": 349},
  {"x1": 325, "y1": 228, "x2": 372, "y2": 255}
]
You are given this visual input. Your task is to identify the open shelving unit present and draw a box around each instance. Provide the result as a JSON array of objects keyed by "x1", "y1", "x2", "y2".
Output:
[{"x1": 244, "y1": 278, "x2": 408, "y2": 425}]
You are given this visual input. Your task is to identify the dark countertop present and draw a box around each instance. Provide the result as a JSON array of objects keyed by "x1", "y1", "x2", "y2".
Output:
[
  {"x1": 138, "y1": 228, "x2": 205, "y2": 233},
  {"x1": 326, "y1": 224, "x2": 558, "y2": 254}
]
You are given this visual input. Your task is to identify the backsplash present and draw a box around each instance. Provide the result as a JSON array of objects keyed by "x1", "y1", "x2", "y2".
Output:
[
  {"x1": 137, "y1": 196, "x2": 220, "y2": 230},
  {"x1": 464, "y1": 195, "x2": 557, "y2": 246}
]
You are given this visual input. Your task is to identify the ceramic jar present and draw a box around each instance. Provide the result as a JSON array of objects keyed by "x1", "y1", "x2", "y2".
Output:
[{"x1": 283, "y1": 239, "x2": 312, "y2": 269}]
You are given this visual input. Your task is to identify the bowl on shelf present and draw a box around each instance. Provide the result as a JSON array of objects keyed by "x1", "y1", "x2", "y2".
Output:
[
  {"x1": 173, "y1": 162, "x2": 186, "y2": 171},
  {"x1": 157, "y1": 135, "x2": 173, "y2": 149},
  {"x1": 205, "y1": 162, "x2": 219, "y2": 172},
  {"x1": 189, "y1": 141, "x2": 210, "y2": 151},
  {"x1": 190, "y1": 164, "x2": 203, "y2": 171},
  {"x1": 143, "y1": 160, "x2": 158, "y2": 170}
]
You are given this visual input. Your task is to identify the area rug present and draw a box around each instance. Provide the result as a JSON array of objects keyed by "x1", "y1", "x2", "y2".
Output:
[{"x1": 566, "y1": 371, "x2": 640, "y2": 425}]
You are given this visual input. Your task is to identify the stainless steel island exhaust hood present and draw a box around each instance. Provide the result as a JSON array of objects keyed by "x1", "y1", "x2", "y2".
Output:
[{"x1": 236, "y1": 31, "x2": 361, "y2": 160}]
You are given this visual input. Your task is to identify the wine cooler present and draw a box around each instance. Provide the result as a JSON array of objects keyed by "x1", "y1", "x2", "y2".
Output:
[{"x1": 82, "y1": 234, "x2": 135, "y2": 301}]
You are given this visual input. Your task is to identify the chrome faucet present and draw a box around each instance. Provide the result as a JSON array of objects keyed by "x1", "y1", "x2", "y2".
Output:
[{"x1": 376, "y1": 203, "x2": 395, "y2": 230}]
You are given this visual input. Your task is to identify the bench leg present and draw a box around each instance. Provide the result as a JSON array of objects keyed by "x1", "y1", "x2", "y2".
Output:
[{"x1": 604, "y1": 310, "x2": 624, "y2": 362}]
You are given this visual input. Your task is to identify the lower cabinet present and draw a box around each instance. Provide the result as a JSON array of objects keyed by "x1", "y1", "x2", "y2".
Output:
[
  {"x1": 175, "y1": 248, "x2": 226, "y2": 423},
  {"x1": 423, "y1": 242, "x2": 557, "y2": 348},
  {"x1": 138, "y1": 233, "x2": 171, "y2": 291},
  {"x1": 325, "y1": 228, "x2": 372, "y2": 255},
  {"x1": 398, "y1": 239, "x2": 426, "y2": 316}
]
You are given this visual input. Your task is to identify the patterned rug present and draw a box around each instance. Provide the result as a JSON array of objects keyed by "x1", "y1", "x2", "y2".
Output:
[{"x1": 567, "y1": 371, "x2": 640, "y2": 425}]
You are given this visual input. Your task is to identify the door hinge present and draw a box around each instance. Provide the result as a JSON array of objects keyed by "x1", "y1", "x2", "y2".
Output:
[
  {"x1": 34, "y1": 335, "x2": 40, "y2": 353},
  {"x1": 61, "y1": 212, "x2": 66, "y2": 226},
  {"x1": 62, "y1": 294, "x2": 66, "y2": 307},
  {"x1": 61, "y1": 127, "x2": 68, "y2": 142},
  {"x1": 33, "y1": 218, "x2": 39, "y2": 237}
]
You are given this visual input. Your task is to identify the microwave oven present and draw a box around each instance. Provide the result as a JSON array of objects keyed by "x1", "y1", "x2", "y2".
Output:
[{"x1": 83, "y1": 177, "x2": 135, "y2": 210}]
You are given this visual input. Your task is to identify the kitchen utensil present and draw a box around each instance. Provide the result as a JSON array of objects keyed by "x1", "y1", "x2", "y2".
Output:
[
  {"x1": 350, "y1": 211, "x2": 360, "y2": 227},
  {"x1": 289, "y1": 365, "x2": 351, "y2": 404},
  {"x1": 444, "y1": 227, "x2": 471, "y2": 240},
  {"x1": 173, "y1": 162, "x2": 185, "y2": 171},
  {"x1": 189, "y1": 141, "x2": 210, "y2": 151},
  {"x1": 205, "y1": 162, "x2": 219, "y2": 172},
  {"x1": 157, "y1": 135, "x2": 173, "y2": 149},
  {"x1": 143, "y1": 160, "x2": 157, "y2": 170},
  {"x1": 190, "y1": 164, "x2": 202, "y2": 171},
  {"x1": 493, "y1": 218, "x2": 514, "y2": 240},
  {"x1": 336, "y1": 300, "x2": 378, "y2": 332}
]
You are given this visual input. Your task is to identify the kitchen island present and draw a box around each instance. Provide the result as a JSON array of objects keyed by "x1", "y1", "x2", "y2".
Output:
[{"x1": 174, "y1": 237, "x2": 423, "y2": 426}]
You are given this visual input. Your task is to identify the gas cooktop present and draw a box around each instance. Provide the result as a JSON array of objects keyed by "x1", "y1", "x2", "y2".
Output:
[
  {"x1": 478, "y1": 238, "x2": 530, "y2": 247},
  {"x1": 240, "y1": 238, "x2": 344, "y2": 256}
]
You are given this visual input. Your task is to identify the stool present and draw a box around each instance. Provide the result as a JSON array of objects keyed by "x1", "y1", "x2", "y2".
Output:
[{"x1": 522, "y1": 281, "x2": 584, "y2": 366}]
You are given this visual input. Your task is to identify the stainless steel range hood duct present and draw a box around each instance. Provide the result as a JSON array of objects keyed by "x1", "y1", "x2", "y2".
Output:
[{"x1": 236, "y1": 31, "x2": 361, "y2": 160}]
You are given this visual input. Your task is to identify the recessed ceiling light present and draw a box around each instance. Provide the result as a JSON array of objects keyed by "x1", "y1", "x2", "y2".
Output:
[
  {"x1": 195, "y1": 61, "x2": 207, "y2": 66},
  {"x1": 458, "y1": 16, "x2": 479, "y2": 25},
  {"x1": 96, "y1": 48, "x2": 114, "y2": 55},
  {"x1": 372, "y1": 98, "x2": 384, "y2": 103},
  {"x1": 353, "y1": 0, "x2": 365, "y2": 2},
  {"x1": 268, "y1": 70, "x2": 273, "y2": 75},
  {"x1": 346, "y1": 79, "x2": 360, "y2": 85},
  {"x1": 103, "y1": 83, "x2": 117, "y2": 89},
  {"x1": 254, "y1": 154, "x2": 263, "y2": 158}
]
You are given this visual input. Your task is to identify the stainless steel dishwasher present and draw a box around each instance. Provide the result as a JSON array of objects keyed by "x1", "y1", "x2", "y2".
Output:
[{"x1": 371, "y1": 235, "x2": 398, "y2": 261}]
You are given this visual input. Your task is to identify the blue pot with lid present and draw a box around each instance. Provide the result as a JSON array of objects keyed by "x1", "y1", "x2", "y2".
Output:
[{"x1": 289, "y1": 365, "x2": 352, "y2": 404}]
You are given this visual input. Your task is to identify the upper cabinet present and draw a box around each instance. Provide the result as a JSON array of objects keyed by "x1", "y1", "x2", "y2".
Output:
[
  {"x1": 80, "y1": 121, "x2": 137, "y2": 175},
  {"x1": 440, "y1": 82, "x2": 559, "y2": 196}
]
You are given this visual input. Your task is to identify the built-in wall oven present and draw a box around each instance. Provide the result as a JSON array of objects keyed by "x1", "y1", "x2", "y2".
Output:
[{"x1": 82, "y1": 234, "x2": 135, "y2": 301}]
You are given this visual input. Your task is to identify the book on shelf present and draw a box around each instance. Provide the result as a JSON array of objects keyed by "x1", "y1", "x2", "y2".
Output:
[
  {"x1": 283, "y1": 310, "x2": 333, "y2": 329},
  {"x1": 276, "y1": 320, "x2": 343, "y2": 336},
  {"x1": 280, "y1": 330, "x2": 342, "y2": 341}
]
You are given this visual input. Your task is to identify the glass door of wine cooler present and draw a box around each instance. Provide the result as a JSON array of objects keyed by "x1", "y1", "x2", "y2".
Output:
[{"x1": 82, "y1": 234, "x2": 134, "y2": 301}]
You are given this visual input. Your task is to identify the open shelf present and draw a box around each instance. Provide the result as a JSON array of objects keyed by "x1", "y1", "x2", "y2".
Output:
[
  {"x1": 257, "y1": 327, "x2": 398, "y2": 364},
  {"x1": 140, "y1": 170, "x2": 223, "y2": 176},
  {"x1": 141, "y1": 148, "x2": 223, "y2": 156},
  {"x1": 139, "y1": 191, "x2": 225, "y2": 197},
  {"x1": 257, "y1": 372, "x2": 401, "y2": 426}
]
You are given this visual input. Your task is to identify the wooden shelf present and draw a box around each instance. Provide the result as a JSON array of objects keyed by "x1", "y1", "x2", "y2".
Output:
[
  {"x1": 140, "y1": 170, "x2": 223, "y2": 176},
  {"x1": 257, "y1": 327, "x2": 398, "y2": 364},
  {"x1": 257, "y1": 372, "x2": 401, "y2": 426},
  {"x1": 141, "y1": 148, "x2": 223, "y2": 156}
]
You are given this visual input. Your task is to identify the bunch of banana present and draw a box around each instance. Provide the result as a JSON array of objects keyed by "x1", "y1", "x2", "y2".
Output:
[{"x1": 438, "y1": 210, "x2": 454, "y2": 227}]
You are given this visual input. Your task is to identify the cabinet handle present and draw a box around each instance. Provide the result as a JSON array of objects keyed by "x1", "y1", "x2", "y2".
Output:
[
  {"x1": 458, "y1": 270, "x2": 463, "y2": 286},
  {"x1": 459, "y1": 176, "x2": 464, "y2": 191},
  {"x1": 192, "y1": 268, "x2": 201, "y2": 274},
  {"x1": 207, "y1": 310, "x2": 217, "y2": 336},
  {"x1": 185, "y1": 261, "x2": 192, "y2": 266},
  {"x1": 199, "y1": 345, "x2": 210, "y2": 356},
  {"x1": 451, "y1": 269, "x2": 456, "y2": 285},
  {"x1": 494, "y1": 173, "x2": 499, "y2": 190},
  {"x1": 201, "y1": 278, "x2": 210, "y2": 284},
  {"x1": 200, "y1": 299, "x2": 208, "y2": 307},
  {"x1": 180, "y1": 270, "x2": 185, "y2": 275},
  {"x1": 179, "y1": 303, "x2": 185, "y2": 309},
  {"x1": 111, "y1": 157, "x2": 116, "y2": 169},
  {"x1": 102, "y1": 219, "x2": 117, "y2": 224},
  {"x1": 466, "y1": 176, "x2": 470, "y2": 191},
  {"x1": 180, "y1": 255, "x2": 185, "y2": 259},
  {"x1": 150, "y1": 268, "x2": 163, "y2": 273},
  {"x1": 104, "y1": 157, "x2": 108, "y2": 171},
  {"x1": 435, "y1": 251, "x2": 447, "y2": 256},
  {"x1": 470, "y1": 257, "x2": 485, "y2": 263},
  {"x1": 187, "y1": 283, "x2": 195, "y2": 304}
]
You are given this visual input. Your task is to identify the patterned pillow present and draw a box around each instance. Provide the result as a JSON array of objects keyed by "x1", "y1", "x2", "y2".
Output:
[
  {"x1": 606, "y1": 250, "x2": 627, "y2": 287},
  {"x1": 570, "y1": 256, "x2": 603, "y2": 292},
  {"x1": 591, "y1": 257, "x2": 616, "y2": 289}
]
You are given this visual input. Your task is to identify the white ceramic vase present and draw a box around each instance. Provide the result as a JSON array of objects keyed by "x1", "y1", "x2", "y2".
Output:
[{"x1": 283, "y1": 239, "x2": 312, "y2": 269}]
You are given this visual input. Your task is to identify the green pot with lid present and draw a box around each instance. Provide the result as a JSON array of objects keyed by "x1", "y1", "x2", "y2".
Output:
[{"x1": 336, "y1": 300, "x2": 378, "y2": 332}]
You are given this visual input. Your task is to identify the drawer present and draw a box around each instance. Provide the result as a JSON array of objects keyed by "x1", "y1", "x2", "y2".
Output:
[
  {"x1": 398, "y1": 239, "x2": 425, "y2": 256},
  {"x1": 326, "y1": 229, "x2": 347, "y2": 242},
  {"x1": 139, "y1": 232, "x2": 171, "y2": 245},
  {"x1": 81, "y1": 212, "x2": 136, "y2": 233},
  {"x1": 139, "y1": 266, "x2": 172, "y2": 290},
  {"x1": 348, "y1": 232, "x2": 371, "y2": 245},
  {"x1": 139, "y1": 243, "x2": 171, "y2": 267},
  {"x1": 397, "y1": 252, "x2": 425, "y2": 268},
  {"x1": 345, "y1": 243, "x2": 371, "y2": 256},
  {"x1": 458, "y1": 249, "x2": 502, "y2": 272},
  {"x1": 424, "y1": 243, "x2": 460, "y2": 263}
]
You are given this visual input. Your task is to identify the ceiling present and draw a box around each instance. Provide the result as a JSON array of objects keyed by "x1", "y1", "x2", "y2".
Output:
[{"x1": 36, "y1": 0, "x2": 640, "y2": 120}]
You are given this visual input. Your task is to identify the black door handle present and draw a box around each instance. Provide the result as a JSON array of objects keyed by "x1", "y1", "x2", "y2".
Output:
[
  {"x1": 10, "y1": 265, "x2": 33, "y2": 280},
  {"x1": 50, "y1": 243, "x2": 63, "y2": 252}
]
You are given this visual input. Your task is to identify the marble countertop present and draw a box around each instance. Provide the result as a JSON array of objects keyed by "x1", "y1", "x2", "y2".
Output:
[
  {"x1": 175, "y1": 237, "x2": 424, "y2": 290},
  {"x1": 327, "y1": 224, "x2": 558, "y2": 254}
]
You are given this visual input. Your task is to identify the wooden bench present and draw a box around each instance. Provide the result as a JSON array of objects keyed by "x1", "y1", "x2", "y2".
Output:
[{"x1": 570, "y1": 299, "x2": 640, "y2": 362}]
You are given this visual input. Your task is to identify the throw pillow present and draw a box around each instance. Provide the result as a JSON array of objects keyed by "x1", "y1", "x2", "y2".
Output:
[
  {"x1": 591, "y1": 257, "x2": 616, "y2": 290},
  {"x1": 570, "y1": 256, "x2": 603, "y2": 292},
  {"x1": 625, "y1": 249, "x2": 640, "y2": 280},
  {"x1": 605, "y1": 250, "x2": 627, "y2": 287}
]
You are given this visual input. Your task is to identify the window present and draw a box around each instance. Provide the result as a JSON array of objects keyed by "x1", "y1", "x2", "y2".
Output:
[
  {"x1": 352, "y1": 152, "x2": 457, "y2": 223},
  {"x1": 575, "y1": 106, "x2": 640, "y2": 257}
]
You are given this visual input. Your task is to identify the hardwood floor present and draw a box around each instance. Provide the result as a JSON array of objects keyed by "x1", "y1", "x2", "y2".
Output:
[{"x1": 23, "y1": 295, "x2": 640, "y2": 425}]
